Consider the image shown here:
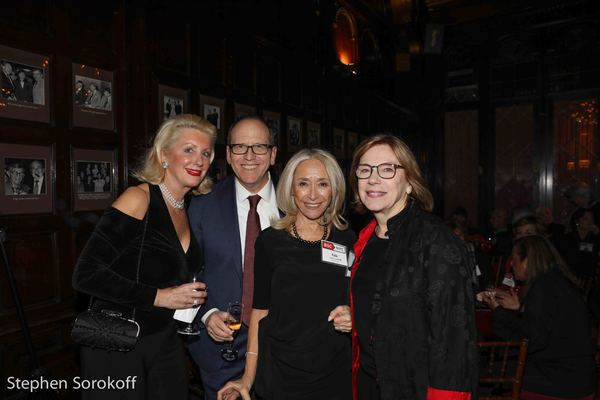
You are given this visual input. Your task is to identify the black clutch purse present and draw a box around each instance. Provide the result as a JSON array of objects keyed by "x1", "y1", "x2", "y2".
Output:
[
  {"x1": 71, "y1": 309, "x2": 140, "y2": 352},
  {"x1": 71, "y1": 210, "x2": 149, "y2": 352}
]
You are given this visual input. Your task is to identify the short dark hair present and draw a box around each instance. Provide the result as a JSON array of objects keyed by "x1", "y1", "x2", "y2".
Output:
[{"x1": 227, "y1": 116, "x2": 274, "y2": 145}]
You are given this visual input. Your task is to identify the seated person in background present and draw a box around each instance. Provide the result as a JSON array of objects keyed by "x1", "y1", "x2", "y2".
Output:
[
  {"x1": 489, "y1": 208, "x2": 513, "y2": 257},
  {"x1": 566, "y1": 181, "x2": 600, "y2": 228},
  {"x1": 535, "y1": 206, "x2": 565, "y2": 248},
  {"x1": 497, "y1": 215, "x2": 546, "y2": 290},
  {"x1": 448, "y1": 220, "x2": 492, "y2": 291},
  {"x1": 513, "y1": 215, "x2": 546, "y2": 238},
  {"x1": 561, "y1": 208, "x2": 599, "y2": 294},
  {"x1": 449, "y1": 205, "x2": 478, "y2": 236},
  {"x1": 480, "y1": 235, "x2": 597, "y2": 400}
]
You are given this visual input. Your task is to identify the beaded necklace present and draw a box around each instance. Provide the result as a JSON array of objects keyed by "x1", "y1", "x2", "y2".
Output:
[
  {"x1": 159, "y1": 183, "x2": 185, "y2": 210},
  {"x1": 291, "y1": 222, "x2": 328, "y2": 245}
]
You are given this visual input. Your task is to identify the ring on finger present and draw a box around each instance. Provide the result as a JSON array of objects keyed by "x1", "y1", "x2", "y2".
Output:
[{"x1": 193, "y1": 299, "x2": 198, "y2": 306}]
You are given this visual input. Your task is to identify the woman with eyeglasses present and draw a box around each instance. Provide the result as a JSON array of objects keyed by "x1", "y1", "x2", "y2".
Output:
[{"x1": 348, "y1": 135, "x2": 478, "y2": 400}]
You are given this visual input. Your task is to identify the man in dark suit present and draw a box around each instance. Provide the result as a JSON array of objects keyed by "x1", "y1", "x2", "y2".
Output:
[
  {"x1": 188, "y1": 116, "x2": 278, "y2": 400},
  {"x1": 27, "y1": 160, "x2": 46, "y2": 195},
  {"x1": 1, "y1": 61, "x2": 16, "y2": 100},
  {"x1": 73, "y1": 80, "x2": 87, "y2": 105},
  {"x1": 14, "y1": 69, "x2": 33, "y2": 103}
]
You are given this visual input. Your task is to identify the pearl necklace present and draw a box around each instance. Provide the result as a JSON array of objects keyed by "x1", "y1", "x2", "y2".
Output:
[
  {"x1": 159, "y1": 183, "x2": 185, "y2": 210},
  {"x1": 291, "y1": 223, "x2": 328, "y2": 245}
]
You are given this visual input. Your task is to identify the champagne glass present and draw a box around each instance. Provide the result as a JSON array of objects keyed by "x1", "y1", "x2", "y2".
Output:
[
  {"x1": 220, "y1": 302, "x2": 243, "y2": 361},
  {"x1": 177, "y1": 269, "x2": 204, "y2": 336}
]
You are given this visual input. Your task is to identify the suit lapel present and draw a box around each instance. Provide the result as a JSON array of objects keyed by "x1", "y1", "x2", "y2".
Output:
[{"x1": 221, "y1": 177, "x2": 243, "y2": 282}]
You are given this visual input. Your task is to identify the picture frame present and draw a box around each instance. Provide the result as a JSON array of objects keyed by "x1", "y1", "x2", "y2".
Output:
[
  {"x1": 262, "y1": 110, "x2": 281, "y2": 148},
  {"x1": 199, "y1": 94, "x2": 226, "y2": 143},
  {"x1": 333, "y1": 128, "x2": 346, "y2": 158},
  {"x1": 0, "y1": 44, "x2": 50, "y2": 123},
  {"x1": 347, "y1": 131, "x2": 359, "y2": 158},
  {"x1": 234, "y1": 102, "x2": 256, "y2": 121},
  {"x1": 1, "y1": 143, "x2": 53, "y2": 215},
  {"x1": 72, "y1": 63, "x2": 114, "y2": 130},
  {"x1": 287, "y1": 116, "x2": 303, "y2": 152},
  {"x1": 71, "y1": 147, "x2": 117, "y2": 212},
  {"x1": 306, "y1": 121, "x2": 321, "y2": 148},
  {"x1": 158, "y1": 84, "x2": 189, "y2": 122}
]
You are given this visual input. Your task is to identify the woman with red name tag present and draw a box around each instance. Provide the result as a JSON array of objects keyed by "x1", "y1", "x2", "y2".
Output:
[
  {"x1": 348, "y1": 134, "x2": 478, "y2": 400},
  {"x1": 218, "y1": 149, "x2": 356, "y2": 400}
]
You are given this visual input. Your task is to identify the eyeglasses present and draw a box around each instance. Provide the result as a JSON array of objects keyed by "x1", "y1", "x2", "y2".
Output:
[
  {"x1": 355, "y1": 163, "x2": 404, "y2": 179},
  {"x1": 228, "y1": 143, "x2": 273, "y2": 155}
]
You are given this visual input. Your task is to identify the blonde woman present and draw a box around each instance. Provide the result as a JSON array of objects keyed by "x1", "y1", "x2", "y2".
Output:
[
  {"x1": 73, "y1": 114, "x2": 216, "y2": 399},
  {"x1": 219, "y1": 149, "x2": 355, "y2": 400}
]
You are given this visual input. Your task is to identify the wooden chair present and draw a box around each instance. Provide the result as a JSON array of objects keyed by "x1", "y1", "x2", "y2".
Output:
[{"x1": 478, "y1": 338, "x2": 529, "y2": 400}]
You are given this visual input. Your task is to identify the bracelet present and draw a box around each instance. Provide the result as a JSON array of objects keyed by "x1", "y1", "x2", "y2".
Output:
[{"x1": 246, "y1": 351, "x2": 258, "y2": 356}]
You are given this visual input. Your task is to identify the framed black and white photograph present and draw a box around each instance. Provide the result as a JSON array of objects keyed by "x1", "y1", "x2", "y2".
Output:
[
  {"x1": 262, "y1": 110, "x2": 281, "y2": 148},
  {"x1": 72, "y1": 148, "x2": 117, "y2": 212},
  {"x1": 333, "y1": 128, "x2": 346, "y2": 158},
  {"x1": 199, "y1": 94, "x2": 226, "y2": 143},
  {"x1": 306, "y1": 121, "x2": 320, "y2": 148},
  {"x1": 72, "y1": 63, "x2": 114, "y2": 130},
  {"x1": 1, "y1": 143, "x2": 53, "y2": 215},
  {"x1": 0, "y1": 44, "x2": 50, "y2": 123},
  {"x1": 158, "y1": 84, "x2": 189, "y2": 122},
  {"x1": 347, "y1": 131, "x2": 359, "y2": 158},
  {"x1": 287, "y1": 116, "x2": 303, "y2": 152},
  {"x1": 234, "y1": 102, "x2": 256, "y2": 121}
]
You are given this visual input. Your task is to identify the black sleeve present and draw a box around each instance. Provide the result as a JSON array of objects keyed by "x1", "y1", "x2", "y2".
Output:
[
  {"x1": 426, "y1": 229, "x2": 478, "y2": 394},
  {"x1": 72, "y1": 207, "x2": 157, "y2": 309},
  {"x1": 252, "y1": 232, "x2": 274, "y2": 309},
  {"x1": 491, "y1": 308, "x2": 526, "y2": 340},
  {"x1": 492, "y1": 282, "x2": 551, "y2": 353}
]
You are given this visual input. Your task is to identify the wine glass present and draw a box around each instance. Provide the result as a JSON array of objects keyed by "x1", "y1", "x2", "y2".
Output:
[
  {"x1": 177, "y1": 270, "x2": 203, "y2": 336},
  {"x1": 221, "y1": 302, "x2": 243, "y2": 361}
]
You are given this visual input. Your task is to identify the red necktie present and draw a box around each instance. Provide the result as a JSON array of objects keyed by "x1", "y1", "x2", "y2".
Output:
[{"x1": 242, "y1": 195, "x2": 261, "y2": 325}]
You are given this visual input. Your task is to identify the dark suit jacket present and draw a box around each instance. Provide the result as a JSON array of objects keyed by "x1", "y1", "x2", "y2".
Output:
[
  {"x1": 188, "y1": 175, "x2": 245, "y2": 373},
  {"x1": 25, "y1": 175, "x2": 45, "y2": 195},
  {"x1": 14, "y1": 79, "x2": 33, "y2": 102}
]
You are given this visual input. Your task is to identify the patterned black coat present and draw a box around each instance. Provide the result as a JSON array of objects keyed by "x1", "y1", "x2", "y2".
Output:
[{"x1": 351, "y1": 201, "x2": 478, "y2": 400}]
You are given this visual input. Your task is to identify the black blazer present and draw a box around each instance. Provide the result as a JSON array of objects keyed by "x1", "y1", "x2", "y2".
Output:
[{"x1": 355, "y1": 201, "x2": 478, "y2": 399}]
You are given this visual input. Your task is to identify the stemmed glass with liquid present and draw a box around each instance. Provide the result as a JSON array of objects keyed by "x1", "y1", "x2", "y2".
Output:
[
  {"x1": 177, "y1": 270, "x2": 203, "y2": 336},
  {"x1": 221, "y1": 302, "x2": 243, "y2": 361}
]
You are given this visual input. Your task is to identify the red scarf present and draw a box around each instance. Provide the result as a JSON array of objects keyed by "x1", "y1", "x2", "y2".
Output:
[{"x1": 350, "y1": 219, "x2": 377, "y2": 400}]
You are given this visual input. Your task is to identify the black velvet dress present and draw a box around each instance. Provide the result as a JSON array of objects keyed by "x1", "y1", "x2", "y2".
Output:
[
  {"x1": 72, "y1": 184, "x2": 202, "y2": 400},
  {"x1": 73, "y1": 184, "x2": 202, "y2": 335},
  {"x1": 252, "y1": 226, "x2": 356, "y2": 400}
]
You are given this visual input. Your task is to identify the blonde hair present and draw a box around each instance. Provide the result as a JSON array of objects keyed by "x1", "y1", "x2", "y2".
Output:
[
  {"x1": 133, "y1": 114, "x2": 217, "y2": 195},
  {"x1": 273, "y1": 148, "x2": 348, "y2": 231},
  {"x1": 349, "y1": 134, "x2": 433, "y2": 212}
]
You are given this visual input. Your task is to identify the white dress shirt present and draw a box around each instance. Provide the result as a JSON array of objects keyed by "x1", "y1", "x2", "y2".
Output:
[{"x1": 234, "y1": 173, "x2": 279, "y2": 262}]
